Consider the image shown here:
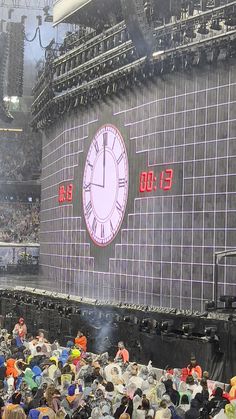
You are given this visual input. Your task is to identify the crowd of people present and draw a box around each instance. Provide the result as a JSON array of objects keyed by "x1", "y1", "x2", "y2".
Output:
[
  {"x1": 0, "y1": 318, "x2": 235, "y2": 419},
  {"x1": 0, "y1": 202, "x2": 40, "y2": 243},
  {"x1": 0, "y1": 134, "x2": 41, "y2": 182}
]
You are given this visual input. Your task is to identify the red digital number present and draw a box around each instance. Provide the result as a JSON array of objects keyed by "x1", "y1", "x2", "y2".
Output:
[
  {"x1": 66, "y1": 183, "x2": 73, "y2": 202},
  {"x1": 139, "y1": 171, "x2": 148, "y2": 192},
  {"x1": 139, "y1": 171, "x2": 155, "y2": 193},
  {"x1": 58, "y1": 185, "x2": 66, "y2": 203},
  {"x1": 147, "y1": 171, "x2": 154, "y2": 192},
  {"x1": 159, "y1": 169, "x2": 174, "y2": 191}
]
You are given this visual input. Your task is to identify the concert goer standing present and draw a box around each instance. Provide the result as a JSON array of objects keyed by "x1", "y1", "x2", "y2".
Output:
[
  {"x1": 187, "y1": 355, "x2": 202, "y2": 379},
  {"x1": 115, "y1": 341, "x2": 129, "y2": 364},
  {"x1": 12, "y1": 318, "x2": 27, "y2": 343}
]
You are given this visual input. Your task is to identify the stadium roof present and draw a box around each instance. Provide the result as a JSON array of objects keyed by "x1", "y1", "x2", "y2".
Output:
[{"x1": 53, "y1": 0, "x2": 122, "y2": 27}]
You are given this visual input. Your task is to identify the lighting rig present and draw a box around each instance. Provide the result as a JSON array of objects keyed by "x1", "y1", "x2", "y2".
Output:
[
  {"x1": 31, "y1": 0, "x2": 236, "y2": 130},
  {"x1": 0, "y1": 32, "x2": 13, "y2": 123},
  {"x1": 7, "y1": 22, "x2": 25, "y2": 97}
]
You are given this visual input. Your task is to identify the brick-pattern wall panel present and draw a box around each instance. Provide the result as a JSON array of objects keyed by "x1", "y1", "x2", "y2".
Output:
[{"x1": 40, "y1": 62, "x2": 236, "y2": 311}]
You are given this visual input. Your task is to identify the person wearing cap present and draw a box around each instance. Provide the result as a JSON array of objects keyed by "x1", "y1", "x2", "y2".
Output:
[
  {"x1": 186, "y1": 355, "x2": 202, "y2": 379},
  {"x1": 12, "y1": 318, "x2": 27, "y2": 342},
  {"x1": 115, "y1": 342, "x2": 129, "y2": 365}
]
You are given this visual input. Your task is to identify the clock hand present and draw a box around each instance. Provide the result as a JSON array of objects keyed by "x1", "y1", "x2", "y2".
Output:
[
  {"x1": 103, "y1": 133, "x2": 107, "y2": 187},
  {"x1": 90, "y1": 182, "x2": 104, "y2": 188}
]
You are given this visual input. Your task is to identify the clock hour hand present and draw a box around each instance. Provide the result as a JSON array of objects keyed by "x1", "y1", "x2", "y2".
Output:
[{"x1": 90, "y1": 182, "x2": 104, "y2": 188}]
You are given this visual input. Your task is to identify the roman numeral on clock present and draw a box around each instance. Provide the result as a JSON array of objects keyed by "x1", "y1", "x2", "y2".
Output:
[
  {"x1": 84, "y1": 183, "x2": 91, "y2": 192},
  {"x1": 85, "y1": 201, "x2": 92, "y2": 218},
  {"x1": 92, "y1": 218, "x2": 97, "y2": 233},
  {"x1": 119, "y1": 178, "x2": 126, "y2": 188},
  {"x1": 116, "y1": 201, "x2": 122, "y2": 213},
  {"x1": 101, "y1": 224, "x2": 105, "y2": 238},
  {"x1": 110, "y1": 220, "x2": 114, "y2": 233},
  {"x1": 87, "y1": 160, "x2": 93, "y2": 169},
  {"x1": 94, "y1": 140, "x2": 99, "y2": 154},
  {"x1": 117, "y1": 153, "x2": 123, "y2": 164}
]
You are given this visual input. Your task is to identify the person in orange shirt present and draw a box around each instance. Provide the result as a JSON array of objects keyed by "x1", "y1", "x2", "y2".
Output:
[
  {"x1": 74, "y1": 330, "x2": 87, "y2": 352},
  {"x1": 115, "y1": 341, "x2": 129, "y2": 364},
  {"x1": 187, "y1": 355, "x2": 202, "y2": 379}
]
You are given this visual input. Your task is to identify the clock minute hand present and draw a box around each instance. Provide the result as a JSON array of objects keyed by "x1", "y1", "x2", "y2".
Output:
[{"x1": 103, "y1": 133, "x2": 107, "y2": 187}]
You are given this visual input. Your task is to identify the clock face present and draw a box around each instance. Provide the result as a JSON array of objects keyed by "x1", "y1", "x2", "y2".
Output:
[{"x1": 83, "y1": 124, "x2": 129, "y2": 246}]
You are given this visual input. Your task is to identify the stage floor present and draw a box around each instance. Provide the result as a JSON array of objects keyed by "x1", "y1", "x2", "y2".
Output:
[{"x1": 0, "y1": 274, "x2": 52, "y2": 292}]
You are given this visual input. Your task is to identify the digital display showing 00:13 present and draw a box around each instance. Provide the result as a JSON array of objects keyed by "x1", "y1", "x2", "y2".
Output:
[{"x1": 139, "y1": 169, "x2": 174, "y2": 193}]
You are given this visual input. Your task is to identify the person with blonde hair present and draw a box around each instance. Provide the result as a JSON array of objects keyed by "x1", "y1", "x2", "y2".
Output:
[
  {"x1": 119, "y1": 414, "x2": 130, "y2": 419},
  {"x1": 3, "y1": 405, "x2": 26, "y2": 419}
]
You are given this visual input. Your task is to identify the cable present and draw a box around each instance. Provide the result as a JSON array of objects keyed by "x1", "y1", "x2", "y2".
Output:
[
  {"x1": 38, "y1": 27, "x2": 48, "y2": 49},
  {"x1": 24, "y1": 26, "x2": 39, "y2": 42}
]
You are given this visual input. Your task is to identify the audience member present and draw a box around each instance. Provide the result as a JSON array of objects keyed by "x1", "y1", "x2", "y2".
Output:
[{"x1": 0, "y1": 327, "x2": 233, "y2": 419}]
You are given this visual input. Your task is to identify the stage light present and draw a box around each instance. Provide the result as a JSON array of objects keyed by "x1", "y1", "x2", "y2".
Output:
[
  {"x1": 210, "y1": 19, "x2": 222, "y2": 31},
  {"x1": 25, "y1": 296, "x2": 32, "y2": 304},
  {"x1": 160, "y1": 320, "x2": 174, "y2": 333},
  {"x1": 36, "y1": 16, "x2": 42, "y2": 26},
  {"x1": 204, "y1": 300, "x2": 215, "y2": 311},
  {"x1": 74, "y1": 307, "x2": 81, "y2": 315},
  {"x1": 43, "y1": 6, "x2": 53, "y2": 22},
  {"x1": 139, "y1": 318, "x2": 152, "y2": 333},
  {"x1": 48, "y1": 302, "x2": 55, "y2": 309},
  {"x1": 40, "y1": 300, "x2": 47, "y2": 309},
  {"x1": 65, "y1": 306, "x2": 73, "y2": 316},
  {"x1": 184, "y1": 27, "x2": 197, "y2": 39},
  {"x1": 198, "y1": 23, "x2": 209, "y2": 35},
  {"x1": 225, "y1": 17, "x2": 236, "y2": 27},
  {"x1": 182, "y1": 322, "x2": 195, "y2": 336},
  {"x1": 220, "y1": 295, "x2": 236, "y2": 309},
  {"x1": 205, "y1": 325, "x2": 217, "y2": 340}
]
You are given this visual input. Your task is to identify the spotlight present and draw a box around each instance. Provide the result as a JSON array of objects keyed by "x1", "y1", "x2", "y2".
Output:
[
  {"x1": 198, "y1": 23, "x2": 209, "y2": 35},
  {"x1": 47, "y1": 302, "x2": 55, "y2": 310},
  {"x1": 204, "y1": 300, "x2": 215, "y2": 311},
  {"x1": 65, "y1": 306, "x2": 73, "y2": 316},
  {"x1": 32, "y1": 298, "x2": 39, "y2": 307},
  {"x1": 57, "y1": 304, "x2": 65, "y2": 313},
  {"x1": 205, "y1": 326, "x2": 217, "y2": 340},
  {"x1": 139, "y1": 318, "x2": 153, "y2": 333},
  {"x1": 74, "y1": 308, "x2": 81, "y2": 315},
  {"x1": 210, "y1": 19, "x2": 222, "y2": 31},
  {"x1": 36, "y1": 16, "x2": 42, "y2": 26},
  {"x1": 40, "y1": 300, "x2": 47, "y2": 309},
  {"x1": 25, "y1": 296, "x2": 32, "y2": 304},
  {"x1": 160, "y1": 320, "x2": 174, "y2": 333},
  {"x1": 225, "y1": 17, "x2": 236, "y2": 27},
  {"x1": 124, "y1": 316, "x2": 131, "y2": 322},
  {"x1": 43, "y1": 6, "x2": 53, "y2": 22},
  {"x1": 184, "y1": 27, "x2": 197, "y2": 39},
  {"x1": 182, "y1": 323, "x2": 195, "y2": 336},
  {"x1": 219, "y1": 295, "x2": 236, "y2": 309}
]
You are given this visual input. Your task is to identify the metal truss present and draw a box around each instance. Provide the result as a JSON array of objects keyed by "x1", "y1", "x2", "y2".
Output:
[{"x1": 0, "y1": 0, "x2": 53, "y2": 11}]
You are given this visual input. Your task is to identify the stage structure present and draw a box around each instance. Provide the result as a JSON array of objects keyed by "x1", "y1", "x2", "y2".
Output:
[
  {"x1": 1, "y1": 286, "x2": 236, "y2": 382},
  {"x1": 33, "y1": 0, "x2": 236, "y2": 312}
]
